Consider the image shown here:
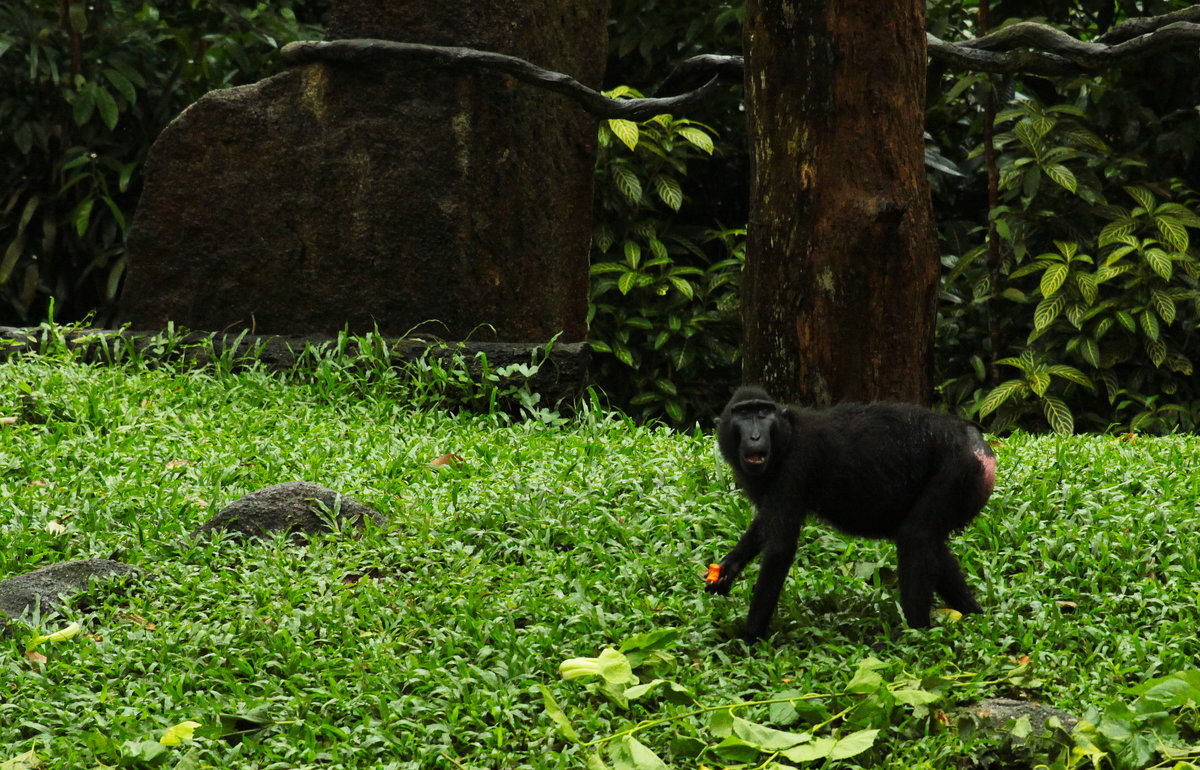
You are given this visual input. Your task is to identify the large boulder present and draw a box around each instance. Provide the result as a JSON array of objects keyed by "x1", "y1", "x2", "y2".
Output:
[{"x1": 119, "y1": 0, "x2": 610, "y2": 341}]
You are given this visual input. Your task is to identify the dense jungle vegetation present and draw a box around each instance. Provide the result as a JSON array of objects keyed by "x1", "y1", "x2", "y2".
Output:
[{"x1": 1, "y1": 1, "x2": 1197, "y2": 432}]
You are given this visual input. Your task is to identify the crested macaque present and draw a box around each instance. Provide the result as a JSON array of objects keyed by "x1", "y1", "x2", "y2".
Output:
[{"x1": 706, "y1": 386, "x2": 995, "y2": 640}]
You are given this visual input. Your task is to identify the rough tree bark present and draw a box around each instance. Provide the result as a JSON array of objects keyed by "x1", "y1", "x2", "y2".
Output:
[{"x1": 742, "y1": 0, "x2": 939, "y2": 405}]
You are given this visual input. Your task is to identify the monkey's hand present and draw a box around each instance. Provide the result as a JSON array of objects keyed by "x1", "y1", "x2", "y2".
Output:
[{"x1": 704, "y1": 561, "x2": 739, "y2": 595}]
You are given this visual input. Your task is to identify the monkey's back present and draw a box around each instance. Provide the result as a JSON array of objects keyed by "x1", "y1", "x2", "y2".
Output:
[{"x1": 789, "y1": 402, "x2": 990, "y2": 538}]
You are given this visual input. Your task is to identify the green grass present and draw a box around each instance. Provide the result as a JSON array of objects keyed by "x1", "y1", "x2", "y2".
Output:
[{"x1": 1, "y1": 353, "x2": 1199, "y2": 769}]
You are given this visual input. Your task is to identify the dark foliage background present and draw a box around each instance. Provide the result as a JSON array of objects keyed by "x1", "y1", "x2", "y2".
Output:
[{"x1": 2, "y1": 0, "x2": 1197, "y2": 432}]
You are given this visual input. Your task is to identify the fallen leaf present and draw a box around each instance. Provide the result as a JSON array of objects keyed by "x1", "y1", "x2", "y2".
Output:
[
  {"x1": 431, "y1": 453, "x2": 465, "y2": 468},
  {"x1": 0, "y1": 415, "x2": 17, "y2": 425},
  {"x1": 46, "y1": 521, "x2": 66, "y2": 535},
  {"x1": 25, "y1": 651, "x2": 47, "y2": 664}
]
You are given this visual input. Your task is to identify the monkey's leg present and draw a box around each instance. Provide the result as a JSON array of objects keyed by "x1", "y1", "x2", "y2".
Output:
[
  {"x1": 895, "y1": 529, "x2": 940, "y2": 629},
  {"x1": 934, "y1": 542, "x2": 982, "y2": 614},
  {"x1": 742, "y1": 519, "x2": 801, "y2": 640}
]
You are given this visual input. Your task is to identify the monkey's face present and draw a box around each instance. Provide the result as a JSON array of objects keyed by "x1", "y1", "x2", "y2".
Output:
[{"x1": 731, "y1": 401, "x2": 780, "y2": 477}]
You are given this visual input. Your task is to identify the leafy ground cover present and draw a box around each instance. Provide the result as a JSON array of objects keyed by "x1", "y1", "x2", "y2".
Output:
[{"x1": 1, "y1": 351, "x2": 1199, "y2": 769}]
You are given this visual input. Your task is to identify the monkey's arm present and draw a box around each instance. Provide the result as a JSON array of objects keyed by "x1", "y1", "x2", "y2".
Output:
[
  {"x1": 742, "y1": 516, "x2": 802, "y2": 640},
  {"x1": 705, "y1": 515, "x2": 767, "y2": 595}
]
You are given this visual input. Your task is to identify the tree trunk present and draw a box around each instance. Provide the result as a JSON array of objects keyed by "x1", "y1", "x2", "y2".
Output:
[{"x1": 742, "y1": 0, "x2": 939, "y2": 405}]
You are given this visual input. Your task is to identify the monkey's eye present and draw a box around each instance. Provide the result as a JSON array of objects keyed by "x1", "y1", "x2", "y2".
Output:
[{"x1": 758, "y1": 408, "x2": 772, "y2": 418}]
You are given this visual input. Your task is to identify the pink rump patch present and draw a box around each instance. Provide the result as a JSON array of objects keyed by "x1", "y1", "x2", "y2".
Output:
[{"x1": 974, "y1": 447, "x2": 996, "y2": 498}]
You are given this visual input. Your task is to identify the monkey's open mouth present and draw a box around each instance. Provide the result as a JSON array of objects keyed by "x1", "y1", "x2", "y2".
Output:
[{"x1": 744, "y1": 452, "x2": 767, "y2": 466}]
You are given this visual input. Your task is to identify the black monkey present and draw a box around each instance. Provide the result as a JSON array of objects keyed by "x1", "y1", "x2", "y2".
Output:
[{"x1": 705, "y1": 385, "x2": 995, "y2": 639}]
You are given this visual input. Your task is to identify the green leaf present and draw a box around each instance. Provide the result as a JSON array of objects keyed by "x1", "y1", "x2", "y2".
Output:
[
  {"x1": 1124, "y1": 185, "x2": 1156, "y2": 213},
  {"x1": 94, "y1": 85, "x2": 119, "y2": 130},
  {"x1": 709, "y1": 708, "x2": 735, "y2": 738},
  {"x1": 666, "y1": 275, "x2": 694, "y2": 299},
  {"x1": 1028, "y1": 371, "x2": 1051, "y2": 397},
  {"x1": 978, "y1": 379, "x2": 1028, "y2": 417},
  {"x1": 1156, "y1": 216, "x2": 1189, "y2": 252},
  {"x1": 732, "y1": 717, "x2": 811, "y2": 751},
  {"x1": 1034, "y1": 294, "x2": 1065, "y2": 330},
  {"x1": 1152, "y1": 289, "x2": 1176, "y2": 325},
  {"x1": 1044, "y1": 163, "x2": 1076, "y2": 193},
  {"x1": 122, "y1": 740, "x2": 168, "y2": 764},
  {"x1": 68, "y1": 2, "x2": 88, "y2": 32},
  {"x1": 103, "y1": 68, "x2": 137, "y2": 104},
  {"x1": 613, "y1": 166, "x2": 642, "y2": 203},
  {"x1": 845, "y1": 658, "x2": 886, "y2": 694},
  {"x1": 653, "y1": 176, "x2": 683, "y2": 211},
  {"x1": 1098, "y1": 219, "x2": 1136, "y2": 246},
  {"x1": 782, "y1": 736, "x2": 837, "y2": 763},
  {"x1": 74, "y1": 198, "x2": 94, "y2": 237},
  {"x1": 1144, "y1": 248, "x2": 1172, "y2": 280},
  {"x1": 1013, "y1": 120, "x2": 1043, "y2": 154},
  {"x1": 607, "y1": 735, "x2": 668, "y2": 770},
  {"x1": 72, "y1": 86, "x2": 96, "y2": 126},
  {"x1": 1075, "y1": 272, "x2": 1098, "y2": 304},
  {"x1": 539, "y1": 685, "x2": 579, "y2": 742},
  {"x1": 13, "y1": 122, "x2": 33, "y2": 155},
  {"x1": 1046, "y1": 364, "x2": 1093, "y2": 389},
  {"x1": 1042, "y1": 395, "x2": 1074, "y2": 434},
  {"x1": 676, "y1": 126, "x2": 714, "y2": 154},
  {"x1": 1022, "y1": 165, "x2": 1042, "y2": 199},
  {"x1": 1039, "y1": 262, "x2": 1069, "y2": 296},
  {"x1": 608, "y1": 119, "x2": 639, "y2": 151},
  {"x1": 1144, "y1": 336, "x2": 1167, "y2": 367},
  {"x1": 710, "y1": 737, "x2": 762, "y2": 763},
  {"x1": 0, "y1": 748, "x2": 41, "y2": 770},
  {"x1": 829, "y1": 728, "x2": 880, "y2": 760},
  {"x1": 623, "y1": 240, "x2": 641, "y2": 269},
  {"x1": 1140, "y1": 310, "x2": 1160, "y2": 342},
  {"x1": 1079, "y1": 336, "x2": 1101, "y2": 368}
]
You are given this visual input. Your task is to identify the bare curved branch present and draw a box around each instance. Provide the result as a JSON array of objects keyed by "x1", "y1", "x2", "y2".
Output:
[
  {"x1": 928, "y1": 6, "x2": 1200, "y2": 75},
  {"x1": 280, "y1": 39, "x2": 728, "y2": 121},
  {"x1": 280, "y1": 7, "x2": 1200, "y2": 109}
]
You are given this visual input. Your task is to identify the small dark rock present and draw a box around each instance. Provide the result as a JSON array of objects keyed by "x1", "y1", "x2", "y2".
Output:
[
  {"x1": 0, "y1": 559, "x2": 140, "y2": 635},
  {"x1": 190, "y1": 481, "x2": 385, "y2": 543}
]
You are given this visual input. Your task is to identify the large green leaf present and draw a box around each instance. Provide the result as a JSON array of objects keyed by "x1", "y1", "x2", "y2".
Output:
[
  {"x1": 1034, "y1": 294, "x2": 1066, "y2": 330},
  {"x1": 978, "y1": 379, "x2": 1028, "y2": 417},
  {"x1": 653, "y1": 176, "x2": 683, "y2": 212},
  {"x1": 1124, "y1": 185, "x2": 1156, "y2": 213},
  {"x1": 608, "y1": 119, "x2": 639, "y2": 151},
  {"x1": 1144, "y1": 248, "x2": 1173, "y2": 280},
  {"x1": 1156, "y1": 216, "x2": 1189, "y2": 253},
  {"x1": 676, "y1": 126, "x2": 713, "y2": 154},
  {"x1": 1042, "y1": 395, "x2": 1074, "y2": 434},
  {"x1": 607, "y1": 735, "x2": 668, "y2": 770},
  {"x1": 612, "y1": 166, "x2": 642, "y2": 204},
  {"x1": 1044, "y1": 163, "x2": 1076, "y2": 193},
  {"x1": 1039, "y1": 261, "x2": 1069, "y2": 296},
  {"x1": 1151, "y1": 289, "x2": 1176, "y2": 325}
]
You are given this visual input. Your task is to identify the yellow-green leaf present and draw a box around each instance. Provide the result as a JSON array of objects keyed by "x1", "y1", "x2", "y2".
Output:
[
  {"x1": 1039, "y1": 262, "x2": 1069, "y2": 296},
  {"x1": 677, "y1": 126, "x2": 714, "y2": 154},
  {"x1": 1042, "y1": 396, "x2": 1074, "y2": 434},
  {"x1": 159, "y1": 721, "x2": 202, "y2": 746},
  {"x1": 608, "y1": 119, "x2": 639, "y2": 151}
]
